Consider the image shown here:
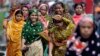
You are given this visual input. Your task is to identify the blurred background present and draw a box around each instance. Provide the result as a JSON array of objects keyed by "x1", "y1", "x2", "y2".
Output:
[{"x1": 0, "y1": 0, "x2": 98, "y2": 56}]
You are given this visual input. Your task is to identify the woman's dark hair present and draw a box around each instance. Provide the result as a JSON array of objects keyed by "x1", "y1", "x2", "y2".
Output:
[
  {"x1": 51, "y1": 2, "x2": 66, "y2": 14},
  {"x1": 73, "y1": 3, "x2": 83, "y2": 9},
  {"x1": 15, "y1": 10, "x2": 23, "y2": 16}
]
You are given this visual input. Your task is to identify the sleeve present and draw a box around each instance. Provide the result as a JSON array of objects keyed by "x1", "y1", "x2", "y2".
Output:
[{"x1": 63, "y1": 18, "x2": 75, "y2": 37}]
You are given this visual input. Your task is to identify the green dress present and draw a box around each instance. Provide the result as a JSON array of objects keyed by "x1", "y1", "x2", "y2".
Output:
[
  {"x1": 49, "y1": 17, "x2": 75, "y2": 56},
  {"x1": 22, "y1": 20, "x2": 43, "y2": 44}
]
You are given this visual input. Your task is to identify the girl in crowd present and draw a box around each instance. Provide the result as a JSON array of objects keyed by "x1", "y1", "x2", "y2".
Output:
[
  {"x1": 38, "y1": 3, "x2": 50, "y2": 56},
  {"x1": 6, "y1": 9, "x2": 24, "y2": 56},
  {"x1": 22, "y1": 9, "x2": 43, "y2": 56},
  {"x1": 48, "y1": 2, "x2": 75, "y2": 56},
  {"x1": 21, "y1": 5, "x2": 29, "y2": 21},
  {"x1": 73, "y1": 3, "x2": 84, "y2": 26},
  {"x1": 65, "y1": 16, "x2": 100, "y2": 56}
]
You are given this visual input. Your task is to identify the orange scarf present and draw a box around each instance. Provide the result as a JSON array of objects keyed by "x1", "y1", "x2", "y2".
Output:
[{"x1": 7, "y1": 9, "x2": 24, "y2": 42}]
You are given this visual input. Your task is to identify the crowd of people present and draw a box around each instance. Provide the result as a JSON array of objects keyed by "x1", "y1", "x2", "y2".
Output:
[{"x1": 2, "y1": 1, "x2": 100, "y2": 56}]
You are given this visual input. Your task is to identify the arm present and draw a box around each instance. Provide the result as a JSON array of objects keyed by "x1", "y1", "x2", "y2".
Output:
[
  {"x1": 3, "y1": 19, "x2": 9, "y2": 29},
  {"x1": 49, "y1": 41, "x2": 53, "y2": 56},
  {"x1": 21, "y1": 38, "x2": 26, "y2": 50},
  {"x1": 59, "y1": 18, "x2": 75, "y2": 44},
  {"x1": 63, "y1": 18, "x2": 75, "y2": 38}
]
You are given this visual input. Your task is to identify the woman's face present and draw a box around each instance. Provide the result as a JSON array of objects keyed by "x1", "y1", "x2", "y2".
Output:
[
  {"x1": 75, "y1": 5, "x2": 83, "y2": 15},
  {"x1": 15, "y1": 14, "x2": 23, "y2": 22},
  {"x1": 40, "y1": 6, "x2": 47, "y2": 16},
  {"x1": 55, "y1": 4, "x2": 64, "y2": 15},
  {"x1": 22, "y1": 7, "x2": 29, "y2": 16},
  {"x1": 30, "y1": 13, "x2": 38, "y2": 22},
  {"x1": 80, "y1": 21, "x2": 94, "y2": 39}
]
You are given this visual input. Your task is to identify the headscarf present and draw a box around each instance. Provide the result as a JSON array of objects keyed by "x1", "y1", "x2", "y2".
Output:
[
  {"x1": 75, "y1": 16, "x2": 97, "y2": 39},
  {"x1": 38, "y1": 4, "x2": 48, "y2": 10},
  {"x1": 79, "y1": 16, "x2": 94, "y2": 26},
  {"x1": 7, "y1": 9, "x2": 25, "y2": 42},
  {"x1": 29, "y1": 9, "x2": 38, "y2": 16}
]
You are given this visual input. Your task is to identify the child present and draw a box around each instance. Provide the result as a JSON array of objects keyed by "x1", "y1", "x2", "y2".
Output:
[
  {"x1": 6, "y1": 9, "x2": 24, "y2": 56},
  {"x1": 65, "y1": 16, "x2": 100, "y2": 56}
]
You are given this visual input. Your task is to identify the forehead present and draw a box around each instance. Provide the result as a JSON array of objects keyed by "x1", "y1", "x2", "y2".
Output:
[
  {"x1": 22, "y1": 7, "x2": 28, "y2": 10},
  {"x1": 80, "y1": 21, "x2": 93, "y2": 27},
  {"x1": 31, "y1": 12, "x2": 37, "y2": 15},
  {"x1": 76, "y1": 5, "x2": 82, "y2": 8},
  {"x1": 55, "y1": 4, "x2": 62, "y2": 8},
  {"x1": 40, "y1": 6, "x2": 47, "y2": 9},
  {"x1": 16, "y1": 13, "x2": 22, "y2": 16}
]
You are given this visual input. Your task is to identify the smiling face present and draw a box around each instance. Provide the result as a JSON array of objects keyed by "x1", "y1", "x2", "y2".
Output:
[
  {"x1": 30, "y1": 12, "x2": 38, "y2": 22},
  {"x1": 54, "y1": 4, "x2": 64, "y2": 15}
]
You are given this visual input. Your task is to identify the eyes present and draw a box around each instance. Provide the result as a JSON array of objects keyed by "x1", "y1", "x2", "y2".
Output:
[
  {"x1": 76, "y1": 5, "x2": 83, "y2": 10},
  {"x1": 80, "y1": 25, "x2": 92, "y2": 29},
  {"x1": 16, "y1": 14, "x2": 23, "y2": 18}
]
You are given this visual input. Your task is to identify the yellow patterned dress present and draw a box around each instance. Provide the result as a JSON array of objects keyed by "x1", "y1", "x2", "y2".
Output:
[{"x1": 49, "y1": 17, "x2": 75, "y2": 56}]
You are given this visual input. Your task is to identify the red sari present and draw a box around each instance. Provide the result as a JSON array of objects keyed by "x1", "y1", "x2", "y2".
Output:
[{"x1": 73, "y1": 14, "x2": 83, "y2": 26}]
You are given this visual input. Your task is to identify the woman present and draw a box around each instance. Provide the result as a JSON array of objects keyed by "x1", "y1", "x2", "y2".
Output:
[
  {"x1": 48, "y1": 2, "x2": 75, "y2": 56},
  {"x1": 65, "y1": 16, "x2": 100, "y2": 56},
  {"x1": 73, "y1": 3, "x2": 84, "y2": 26},
  {"x1": 6, "y1": 9, "x2": 24, "y2": 56},
  {"x1": 21, "y1": 6, "x2": 29, "y2": 21},
  {"x1": 22, "y1": 9, "x2": 43, "y2": 56},
  {"x1": 38, "y1": 3, "x2": 50, "y2": 29},
  {"x1": 38, "y1": 3, "x2": 51, "y2": 56}
]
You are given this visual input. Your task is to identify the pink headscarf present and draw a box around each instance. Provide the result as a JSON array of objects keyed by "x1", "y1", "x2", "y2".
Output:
[
  {"x1": 38, "y1": 3, "x2": 48, "y2": 10},
  {"x1": 79, "y1": 16, "x2": 94, "y2": 26}
]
